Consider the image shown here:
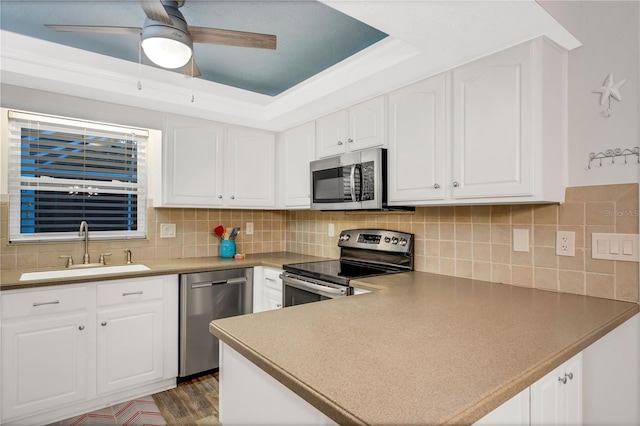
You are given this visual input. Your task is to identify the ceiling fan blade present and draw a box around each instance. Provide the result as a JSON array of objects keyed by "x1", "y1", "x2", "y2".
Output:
[
  {"x1": 189, "y1": 26, "x2": 276, "y2": 50},
  {"x1": 45, "y1": 25, "x2": 142, "y2": 35},
  {"x1": 139, "y1": 0, "x2": 173, "y2": 25},
  {"x1": 178, "y1": 57, "x2": 201, "y2": 78}
]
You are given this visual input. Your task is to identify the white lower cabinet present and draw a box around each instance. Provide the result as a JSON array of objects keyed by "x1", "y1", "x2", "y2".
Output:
[
  {"x1": 530, "y1": 353, "x2": 582, "y2": 425},
  {"x1": 474, "y1": 388, "x2": 530, "y2": 425},
  {"x1": 0, "y1": 275, "x2": 178, "y2": 425},
  {"x1": 253, "y1": 266, "x2": 283, "y2": 313},
  {"x1": 1, "y1": 309, "x2": 89, "y2": 420}
]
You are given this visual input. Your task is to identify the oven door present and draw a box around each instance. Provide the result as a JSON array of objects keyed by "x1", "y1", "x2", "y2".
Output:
[{"x1": 280, "y1": 273, "x2": 350, "y2": 307}]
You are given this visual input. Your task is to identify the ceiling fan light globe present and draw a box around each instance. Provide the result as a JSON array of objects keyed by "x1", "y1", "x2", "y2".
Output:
[{"x1": 141, "y1": 36, "x2": 192, "y2": 69}]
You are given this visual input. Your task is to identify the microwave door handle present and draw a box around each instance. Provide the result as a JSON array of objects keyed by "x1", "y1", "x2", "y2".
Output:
[{"x1": 349, "y1": 164, "x2": 357, "y2": 202}]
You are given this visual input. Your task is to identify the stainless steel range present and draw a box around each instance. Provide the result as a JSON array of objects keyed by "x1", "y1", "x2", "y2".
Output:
[{"x1": 281, "y1": 229, "x2": 414, "y2": 307}]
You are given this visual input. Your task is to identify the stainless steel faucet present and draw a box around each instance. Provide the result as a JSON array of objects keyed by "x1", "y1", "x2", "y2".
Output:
[{"x1": 79, "y1": 220, "x2": 90, "y2": 264}]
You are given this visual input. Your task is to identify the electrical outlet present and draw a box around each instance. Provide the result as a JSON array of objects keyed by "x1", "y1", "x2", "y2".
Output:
[
  {"x1": 556, "y1": 231, "x2": 575, "y2": 256},
  {"x1": 246, "y1": 222, "x2": 254, "y2": 235},
  {"x1": 160, "y1": 223, "x2": 176, "y2": 238}
]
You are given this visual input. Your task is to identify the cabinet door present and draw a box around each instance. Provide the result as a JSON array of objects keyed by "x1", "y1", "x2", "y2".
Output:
[
  {"x1": 283, "y1": 122, "x2": 315, "y2": 208},
  {"x1": 227, "y1": 127, "x2": 276, "y2": 207},
  {"x1": 96, "y1": 302, "x2": 164, "y2": 395},
  {"x1": 531, "y1": 353, "x2": 582, "y2": 425},
  {"x1": 316, "y1": 109, "x2": 347, "y2": 158},
  {"x1": 387, "y1": 75, "x2": 446, "y2": 204},
  {"x1": 451, "y1": 42, "x2": 533, "y2": 199},
  {"x1": 2, "y1": 313, "x2": 89, "y2": 420},
  {"x1": 473, "y1": 388, "x2": 529, "y2": 425},
  {"x1": 348, "y1": 96, "x2": 385, "y2": 152},
  {"x1": 163, "y1": 118, "x2": 224, "y2": 207}
]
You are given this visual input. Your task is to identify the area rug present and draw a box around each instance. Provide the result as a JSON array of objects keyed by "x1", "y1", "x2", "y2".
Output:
[{"x1": 48, "y1": 396, "x2": 166, "y2": 426}]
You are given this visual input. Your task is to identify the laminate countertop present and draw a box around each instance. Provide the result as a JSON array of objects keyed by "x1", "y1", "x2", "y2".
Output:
[
  {"x1": 0, "y1": 252, "x2": 326, "y2": 290},
  {"x1": 209, "y1": 271, "x2": 639, "y2": 425}
]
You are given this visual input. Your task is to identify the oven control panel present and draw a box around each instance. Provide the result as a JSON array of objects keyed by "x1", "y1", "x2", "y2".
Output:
[{"x1": 338, "y1": 229, "x2": 413, "y2": 254}]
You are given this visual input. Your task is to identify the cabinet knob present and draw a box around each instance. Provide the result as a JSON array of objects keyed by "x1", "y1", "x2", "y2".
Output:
[
  {"x1": 452, "y1": 181, "x2": 460, "y2": 188},
  {"x1": 101, "y1": 321, "x2": 107, "y2": 327},
  {"x1": 558, "y1": 375, "x2": 568, "y2": 384},
  {"x1": 218, "y1": 195, "x2": 222, "y2": 199},
  {"x1": 78, "y1": 325, "x2": 85, "y2": 331},
  {"x1": 277, "y1": 304, "x2": 282, "y2": 308},
  {"x1": 565, "y1": 372, "x2": 574, "y2": 380},
  {"x1": 434, "y1": 183, "x2": 440, "y2": 189},
  {"x1": 347, "y1": 138, "x2": 353, "y2": 143},
  {"x1": 230, "y1": 195, "x2": 235, "y2": 200},
  {"x1": 337, "y1": 141, "x2": 343, "y2": 145}
]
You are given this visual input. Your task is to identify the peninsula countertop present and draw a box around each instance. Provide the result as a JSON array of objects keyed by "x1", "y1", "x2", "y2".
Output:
[
  {"x1": 0, "y1": 252, "x2": 326, "y2": 290},
  {"x1": 210, "y1": 271, "x2": 639, "y2": 425}
]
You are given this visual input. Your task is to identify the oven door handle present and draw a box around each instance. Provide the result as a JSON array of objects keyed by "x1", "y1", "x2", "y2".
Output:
[{"x1": 280, "y1": 274, "x2": 347, "y2": 296}]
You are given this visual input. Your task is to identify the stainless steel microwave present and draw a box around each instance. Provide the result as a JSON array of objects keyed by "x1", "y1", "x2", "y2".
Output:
[{"x1": 310, "y1": 147, "x2": 386, "y2": 211}]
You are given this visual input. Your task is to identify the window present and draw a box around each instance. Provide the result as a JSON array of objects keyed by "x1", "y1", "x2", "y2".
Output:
[{"x1": 8, "y1": 110, "x2": 148, "y2": 242}]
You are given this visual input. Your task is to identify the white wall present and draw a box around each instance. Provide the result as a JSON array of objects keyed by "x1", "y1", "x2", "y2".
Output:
[{"x1": 540, "y1": 1, "x2": 640, "y2": 187}]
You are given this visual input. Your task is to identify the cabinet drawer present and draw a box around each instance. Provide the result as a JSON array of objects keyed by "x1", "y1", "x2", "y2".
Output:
[
  {"x1": 97, "y1": 277, "x2": 164, "y2": 307},
  {"x1": 264, "y1": 286, "x2": 282, "y2": 301},
  {"x1": 2, "y1": 286, "x2": 87, "y2": 319},
  {"x1": 263, "y1": 269, "x2": 282, "y2": 291}
]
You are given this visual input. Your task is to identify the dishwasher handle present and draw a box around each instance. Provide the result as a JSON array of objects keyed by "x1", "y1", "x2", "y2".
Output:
[{"x1": 190, "y1": 276, "x2": 247, "y2": 289}]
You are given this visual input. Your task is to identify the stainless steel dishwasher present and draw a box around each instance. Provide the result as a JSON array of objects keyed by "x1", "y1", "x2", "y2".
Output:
[{"x1": 179, "y1": 268, "x2": 253, "y2": 378}]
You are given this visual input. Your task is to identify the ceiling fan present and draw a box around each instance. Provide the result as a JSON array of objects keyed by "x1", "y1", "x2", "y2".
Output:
[{"x1": 45, "y1": 0, "x2": 277, "y2": 77}]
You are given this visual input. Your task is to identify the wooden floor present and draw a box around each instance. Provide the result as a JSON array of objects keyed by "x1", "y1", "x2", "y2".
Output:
[{"x1": 152, "y1": 373, "x2": 221, "y2": 426}]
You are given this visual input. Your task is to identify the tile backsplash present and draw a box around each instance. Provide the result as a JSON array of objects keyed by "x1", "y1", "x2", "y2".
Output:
[
  {"x1": 1, "y1": 184, "x2": 638, "y2": 303},
  {"x1": 286, "y1": 184, "x2": 639, "y2": 303}
]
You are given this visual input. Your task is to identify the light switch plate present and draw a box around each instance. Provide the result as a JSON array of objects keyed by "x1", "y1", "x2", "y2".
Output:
[
  {"x1": 246, "y1": 222, "x2": 254, "y2": 235},
  {"x1": 160, "y1": 223, "x2": 176, "y2": 238},
  {"x1": 328, "y1": 223, "x2": 335, "y2": 237},
  {"x1": 592, "y1": 233, "x2": 639, "y2": 262},
  {"x1": 513, "y1": 229, "x2": 529, "y2": 252}
]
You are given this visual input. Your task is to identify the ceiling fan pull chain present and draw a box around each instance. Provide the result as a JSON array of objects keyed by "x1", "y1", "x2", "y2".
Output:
[
  {"x1": 190, "y1": 58, "x2": 195, "y2": 102},
  {"x1": 137, "y1": 38, "x2": 143, "y2": 91}
]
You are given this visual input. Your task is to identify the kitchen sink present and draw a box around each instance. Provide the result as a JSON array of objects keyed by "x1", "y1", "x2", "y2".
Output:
[{"x1": 19, "y1": 264, "x2": 150, "y2": 281}]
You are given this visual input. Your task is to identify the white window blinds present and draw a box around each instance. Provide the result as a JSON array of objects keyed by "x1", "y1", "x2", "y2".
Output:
[{"x1": 8, "y1": 110, "x2": 148, "y2": 242}]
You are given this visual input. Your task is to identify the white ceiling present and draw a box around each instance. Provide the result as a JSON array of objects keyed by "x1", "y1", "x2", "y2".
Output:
[
  {"x1": 0, "y1": 1, "x2": 582, "y2": 132},
  {"x1": 0, "y1": 0, "x2": 388, "y2": 96}
]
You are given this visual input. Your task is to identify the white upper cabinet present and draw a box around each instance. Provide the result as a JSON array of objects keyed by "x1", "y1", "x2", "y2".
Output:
[
  {"x1": 162, "y1": 118, "x2": 224, "y2": 207},
  {"x1": 161, "y1": 117, "x2": 276, "y2": 208},
  {"x1": 387, "y1": 73, "x2": 447, "y2": 204},
  {"x1": 450, "y1": 37, "x2": 566, "y2": 202},
  {"x1": 388, "y1": 37, "x2": 567, "y2": 206},
  {"x1": 227, "y1": 127, "x2": 276, "y2": 207},
  {"x1": 282, "y1": 122, "x2": 315, "y2": 208},
  {"x1": 316, "y1": 96, "x2": 385, "y2": 158}
]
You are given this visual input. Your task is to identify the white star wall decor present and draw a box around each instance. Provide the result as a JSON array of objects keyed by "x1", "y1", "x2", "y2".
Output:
[{"x1": 593, "y1": 74, "x2": 626, "y2": 117}]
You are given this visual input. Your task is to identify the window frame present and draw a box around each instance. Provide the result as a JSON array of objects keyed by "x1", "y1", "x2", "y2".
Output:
[{"x1": 7, "y1": 110, "x2": 149, "y2": 243}]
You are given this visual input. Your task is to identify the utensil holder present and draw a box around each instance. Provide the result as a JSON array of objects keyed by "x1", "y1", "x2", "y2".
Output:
[{"x1": 220, "y1": 240, "x2": 236, "y2": 258}]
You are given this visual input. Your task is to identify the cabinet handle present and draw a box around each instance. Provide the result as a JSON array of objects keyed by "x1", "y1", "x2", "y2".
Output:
[
  {"x1": 434, "y1": 183, "x2": 440, "y2": 189},
  {"x1": 565, "y1": 372, "x2": 574, "y2": 380},
  {"x1": 347, "y1": 138, "x2": 353, "y2": 143},
  {"x1": 33, "y1": 300, "x2": 60, "y2": 307},
  {"x1": 276, "y1": 304, "x2": 282, "y2": 308},
  {"x1": 122, "y1": 291, "x2": 143, "y2": 297},
  {"x1": 230, "y1": 195, "x2": 235, "y2": 200},
  {"x1": 101, "y1": 321, "x2": 107, "y2": 326},
  {"x1": 558, "y1": 375, "x2": 568, "y2": 384},
  {"x1": 337, "y1": 141, "x2": 343, "y2": 145},
  {"x1": 78, "y1": 325, "x2": 85, "y2": 331},
  {"x1": 452, "y1": 181, "x2": 460, "y2": 188},
  {"x1": 265, "y1": 277, "x2": 276, "y2": 282},
  {"x1": 218, "y1": 195, "x2": 222, "y2": 199}
]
